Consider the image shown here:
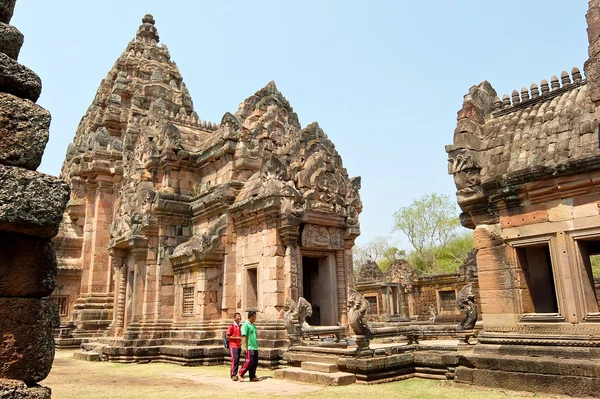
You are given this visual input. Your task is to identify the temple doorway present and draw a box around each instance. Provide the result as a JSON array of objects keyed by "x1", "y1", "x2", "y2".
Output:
[{"x1": 301, "y1": 255, "x2": 338, "y2": 326}]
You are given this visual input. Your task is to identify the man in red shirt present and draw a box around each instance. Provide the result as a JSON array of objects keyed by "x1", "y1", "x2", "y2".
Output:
[{"x1": 226, "y1": 312, "x2": 242, "y2": 380}]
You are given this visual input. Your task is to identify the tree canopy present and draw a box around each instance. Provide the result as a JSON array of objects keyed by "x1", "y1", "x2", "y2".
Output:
[
  {"x1": 393, "y1": 193, "x2": 471, "y2": 274},
  {"x1": 353, "y1": 235, "x2": 404, "y2": 272}
]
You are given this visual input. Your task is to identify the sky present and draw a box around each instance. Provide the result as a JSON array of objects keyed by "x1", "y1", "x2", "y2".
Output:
[{"x1": 11, "y1": 1, "x2": 590, "y2": 250}]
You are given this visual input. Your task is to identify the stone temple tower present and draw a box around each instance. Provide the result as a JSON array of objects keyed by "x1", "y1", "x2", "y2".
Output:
[{"x1": 53, "y1": 14, "x2": 361, "y2": 364}]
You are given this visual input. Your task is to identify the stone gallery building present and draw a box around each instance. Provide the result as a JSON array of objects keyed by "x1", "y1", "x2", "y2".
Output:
[
  {"x1": 445, "y1": 1, "x2": 600, "y2": 394},
  {"x1": 355, "y1": 254, "x2": 479, "y2": 323},
  {"x1": 52, "y1": 15, "x2": 361, "y2": 356}
]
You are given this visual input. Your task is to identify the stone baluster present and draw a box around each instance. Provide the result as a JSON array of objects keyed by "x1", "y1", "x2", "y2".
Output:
[{"x1": 540, "y1": 79, "x2": 550, "y2": 95}]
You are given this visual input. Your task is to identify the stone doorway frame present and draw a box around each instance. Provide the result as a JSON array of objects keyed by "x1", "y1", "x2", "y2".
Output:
[{"x1": 299, "y1": 250, "x2": 338, "y2": 326}]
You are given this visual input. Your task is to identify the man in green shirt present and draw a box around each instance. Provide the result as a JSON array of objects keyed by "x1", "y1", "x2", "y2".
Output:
[{"x1": 238, "y1": 311, "x2": 259, "y2": 382}]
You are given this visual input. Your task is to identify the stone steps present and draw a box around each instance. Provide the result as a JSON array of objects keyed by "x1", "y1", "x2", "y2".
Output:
[
  {"x1": 73, "y1": 351, "x2": 101, "y2": 361},
  {"x1": 301, "y1": 361, "x2": 338, "y2": 373},
  {"x1": 274, "y1": 368, "x2": 356, "y2": 386}
]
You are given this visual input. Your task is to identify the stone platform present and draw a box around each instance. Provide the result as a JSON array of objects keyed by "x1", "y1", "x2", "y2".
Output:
[{"x1": 276, "y1": 339, "x2": 465, "y2": 385}]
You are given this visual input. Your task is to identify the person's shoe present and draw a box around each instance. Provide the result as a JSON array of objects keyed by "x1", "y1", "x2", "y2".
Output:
[
  {"x1": 250, "y1": 377, "x2": 260, "y2": 382},
  {"x1": 238, "y1": 375, "x2": 244, "y2": 382},
  {"x1": 231, "y1": 375, "x2": 238, "y2": 381}
]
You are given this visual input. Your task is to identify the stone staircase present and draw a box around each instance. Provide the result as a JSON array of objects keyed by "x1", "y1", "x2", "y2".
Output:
[{"x1": 274, "y1": 361, "x2": 356, "y2": 386}]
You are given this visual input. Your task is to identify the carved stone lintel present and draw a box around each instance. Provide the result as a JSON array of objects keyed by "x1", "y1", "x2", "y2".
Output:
[{"x1": 301, "y1": 224, "x2": 344, "y2": 249}]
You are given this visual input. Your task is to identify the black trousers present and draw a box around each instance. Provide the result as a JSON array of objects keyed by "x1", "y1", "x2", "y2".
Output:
[
  {"x1": 229, "y1": 347, "x2": 241, "y2": 376},
  {"x1": 239, "y1": 349, "x2": 258, "y2": 379}
]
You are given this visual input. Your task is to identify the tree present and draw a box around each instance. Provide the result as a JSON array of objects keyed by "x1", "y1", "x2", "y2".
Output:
[
  {"x1": 393, "y1": 193, "x2": 464, "y2": 274},
  {"x1": 353, "y1": 236, "x2": 405, "y2": 272}
]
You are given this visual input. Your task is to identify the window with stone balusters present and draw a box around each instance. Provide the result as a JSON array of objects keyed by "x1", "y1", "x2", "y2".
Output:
[{"x1": 182, "y1": 286, "x2": 194, "y2": 316}]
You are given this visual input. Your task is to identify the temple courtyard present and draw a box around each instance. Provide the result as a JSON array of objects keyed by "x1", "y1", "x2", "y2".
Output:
[{"x1": 45, "y1": 349, "x2": 570, "y2": 399}]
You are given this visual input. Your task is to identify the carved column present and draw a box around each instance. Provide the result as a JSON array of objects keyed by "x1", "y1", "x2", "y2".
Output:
[
  {"x1": 221, "y1": 222, "x2": 237, "y2": 314},
  {"x1": 115, "y1": 265, "x2": 127, "y2": 334},
  {"x1": 79, "y1": 181, "x2": 97, "y2": 295},
  {"x1": 88, "y1": 177, "x2": 114, "y2": 295},
  {"x1": 130, "y1": 247, "x2": 148, "y2": 323},
  {"x1": 335, "y1": 249, "x2": 347, "y2": 324},
  {"x1": 281, "y1": 223, "x2": 300, "y2": 302}
]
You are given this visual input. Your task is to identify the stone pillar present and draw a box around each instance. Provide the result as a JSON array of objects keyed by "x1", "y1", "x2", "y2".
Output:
[
  {"x1": 79, "y1": 181, "x2": 97, "y2": 295},
  {"x1": 281, "y1": 223, "x2": 300, "y2": 302},
  {"x1": 108, "y1": 248, "x2": 126, "y2": 336},
  {"x1": 0, "y1": 1, "x2": 70, "y2": 397},
  {"x1": 284, "y1": 246, "x2": 300, "y2": 302},
  {"x1": 87, "y1": 178, "x2": 114, "y2": 294},
  {"x1": 336, "y1": 249, "x2": 348, "y2": 324},
  {"x1": 130, "y1": 247, "x2": 148, "y2": 323},
  {"x1": 473, "y1": 225, "x2": 518, "y2": 327},
  {"x1": 221, "y1": 222, "x2": 237, "y2": 314}
]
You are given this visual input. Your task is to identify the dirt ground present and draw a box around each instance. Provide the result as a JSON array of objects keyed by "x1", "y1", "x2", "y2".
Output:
[{"x1": 43, "y1": 350, "x2": 576, "y2": 399}]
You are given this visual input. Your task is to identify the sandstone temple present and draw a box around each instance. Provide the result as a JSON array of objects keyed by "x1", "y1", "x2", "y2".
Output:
[
  {"x1": 32, "y1": 1, "x2": 600, "y2": 397},
  {"x1": 52, "y1": 14, "x2": 361, "y2": 363},
  {"x1": 444, "y1": 0, "x2": 600, "y2": 395}
]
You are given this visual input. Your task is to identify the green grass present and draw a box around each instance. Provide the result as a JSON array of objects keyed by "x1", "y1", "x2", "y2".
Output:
[{"x1": 44, "y1": 350, "x2": 558, "y2": 399}]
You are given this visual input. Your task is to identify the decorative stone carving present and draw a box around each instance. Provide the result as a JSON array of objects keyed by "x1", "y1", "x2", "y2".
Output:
[
  {"x1": 456, "y1": 283, "x2": 477, "y2": 330},
  {"x1": 356, "y1": 260, "x2": 383, "y2": 283},
  {"x1": 301, "y1": 224, "x2": 344, "y2": 249},
  {"x1": 348, "y1": 288, "x2": 373, "y2": 340},
  {"x1": 428, "y1": 304, "x2": 436, "y2": 324},
  {"x1": 297, "y1": 297, "x2": 313, "y2": 330},
  {"x1": 283, "y1": 298, "x2": 298, "y2": 335}
]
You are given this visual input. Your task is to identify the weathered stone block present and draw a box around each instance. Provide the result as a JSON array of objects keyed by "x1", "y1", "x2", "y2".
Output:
[
  {"x1": 0, "y1": 298, "x2": 59, "y2": 384},
  {"x1": 0, "y1": 379, "x2": 51, "y2": 399},
  {"x1": 0, "y1": 231, "x2": 56, "y2": 297},
  {"x1": 499, "y1": 204, "x2": 548, "y2": 228},
  {"x1": 473, "y1": 226, "x2": 503, "y2": 248},
  {"x1": 546, "y1": 198, "x2": 574, "y2": 222},
  {"x1": 0, "y1": 92, "x2": 50, "y2": 170},
  {"x1": 0, "y1": 53, "x2": 41, "y2": 102},
  {"x1": 0, "y1": 0, "x2": 15, "y2": 24},
  {"x1": 0, "y1": 164, "x2": 70, "y2": 238},
  {"x1": 0, "y1": 22, "x2": 22, "y2": 60}
]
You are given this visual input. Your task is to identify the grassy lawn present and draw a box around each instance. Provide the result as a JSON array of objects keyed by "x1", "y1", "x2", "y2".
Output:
[{"x1": 44, "y1": 350, "x2": 564, "y2": 399}]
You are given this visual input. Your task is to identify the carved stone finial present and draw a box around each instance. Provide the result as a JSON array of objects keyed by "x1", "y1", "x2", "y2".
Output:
[
  {"x1": 550, "y1": 75, "x2": 560, "y2": 90},
  {"x1": 530, "y1": 83, "x2": 539, "y2": 99},
  {"x1": 520, "y1": 86, "x2": 530, "y2": 102},
  {"x1": 502, "y1": 93, "x2": 511, "y2": 109},
  {"x1": 572, "y1": 67, "x2": 583, "y2": 83},
  {"x1": 540, "y1": 79, "x2": 550, "y2": 95},
  {"x1": 493, "y1": 96, "x2": 502, "y2": 111},
  {"x1": 511, "y1": 89, "x2": 520, "y2": 105},
  {"x1": 136, "y1": 13, "x2": 159, "y2": 44},
  {"x1": 560, "y1": 70, "x2": 571, "y2": 86}
]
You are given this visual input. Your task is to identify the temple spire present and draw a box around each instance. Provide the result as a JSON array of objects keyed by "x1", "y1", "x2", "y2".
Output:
[{"x1": 136, "y1": 14, "x2": 159, "y2": 44}]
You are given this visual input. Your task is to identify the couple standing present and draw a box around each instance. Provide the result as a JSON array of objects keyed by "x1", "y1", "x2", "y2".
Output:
[{"x1": 226, "y1": 310, "x2": 260, "y2": 382}]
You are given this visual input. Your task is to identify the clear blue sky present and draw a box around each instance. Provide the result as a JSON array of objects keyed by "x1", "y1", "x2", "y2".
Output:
[{"x1": 12, "y1": 1, "x2": 589, "y2": 250}]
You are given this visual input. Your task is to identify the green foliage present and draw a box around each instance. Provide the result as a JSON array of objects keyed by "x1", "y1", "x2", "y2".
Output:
[
  {"x1": 591, "y1": 254, "x2": 600, "y2": 277},
  {"x1": 393, "y1": 193, "x2": 471, "y2": 275},
  {"x1": 408, "y1": 233, "x2": 474, "y2": 274},
  {"x1": 353, "y1": 236, "x2": 405, "y2": 272}
]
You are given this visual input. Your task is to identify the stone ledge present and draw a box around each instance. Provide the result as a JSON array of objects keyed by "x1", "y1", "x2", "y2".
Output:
[
  {"x1": 0, "y1": 378, "x2": 51, "y2": 399},
  {"x1": 0, "y1": 52, "x2": 41, "y2": 102},
  {"x1": 301, "y1": 361, "x2": 338, "y2": 373},
  {"x1": 0, "y1": 92, "x2": 50, "y2": 170},
  {"x1": 274, "y1": 367, "x2": 356, "y2": 386},
  {"x1": 0, "y1": 164, "x2": 69, "y2": 238},
  {"x1": 0, "y1": 22, "x2": 23, "y2": 60}
]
